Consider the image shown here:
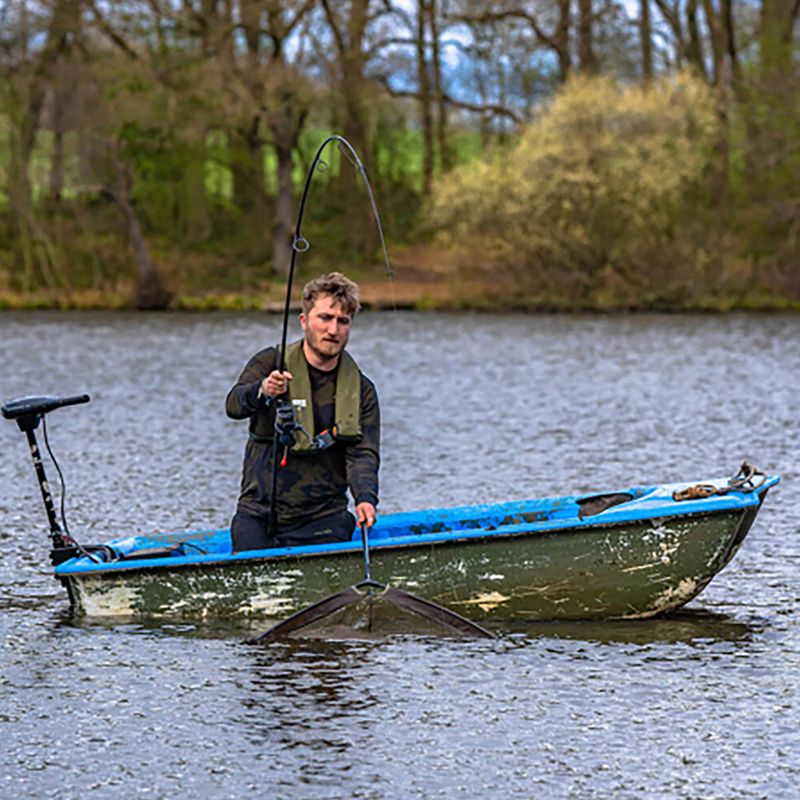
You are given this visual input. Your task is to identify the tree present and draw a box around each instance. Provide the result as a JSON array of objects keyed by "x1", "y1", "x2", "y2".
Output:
[
  {"x1": 640, "y1": 0, "x2": 653, "y2": 82},
  {"x1": 1, "y1": 0, "x2": 82, "y2": 291},
  {"x1": 452, "y1": 0, "x2": 573, "y2": 84},
  {"x1": 321, "y1": 0, "x2": 380, "y2": 255},
  {"x1": 760, "y1": 0, "x2": 799, "y2": 76},
  {"x1": 262, "y1": 1, "x2": 315, "y2": 276}
]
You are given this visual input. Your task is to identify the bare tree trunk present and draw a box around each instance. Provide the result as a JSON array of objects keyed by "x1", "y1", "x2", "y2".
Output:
[
  {"x1": 760, "y1": 0, "x2": 798, "y2": 76},
  {"x1": 654, "y1": 0, "x2": 686, "y2": 70},
  {"x1": 7, "y1": 89, "x2": 36, "y2": 291},
  {"x1": 685, "y1": 0, "x2": 707, "y2": 78},
  {"x1": 272, "y1": 139, "x2": 294, "y2": 277},
  {"x1": 428, "y1": 0, "x2": 451, "y2": 172},
  {"x1": 696, "y1": 2, "x2": 731, "y2": 243},
  {"x1": 184, "y1": 146, "x2": 212, "y2": 242},
  {"x1": 6, "y1": 0, "x2": 80, "y2": 288},
  {"x1": 109, "y1": 143, "x2": 171, "y2": 310},
  {"x1": 230, "y1": 121, "x2": 269, "y2": 260},
  {"x1": 262, "y1": 3, "x2": 314, "y2": 277},
  {"x1": 322, "y1": 0, "x2": 374, "y2": 256},
  {"x1": 720, "y1": 0, "x2": 741, "y2": 85},
  {"x1": 229, "y1": 0, "x2": 269, "y2": 260},
  {"x1": 556, "y1": 0, "x2": 572, "y2": 82},
  {"x1": 701, "y1": 0, "x2": 725, "y2": 86},
  {"x1": 640, "y1": 0, "x2": 653, "y2": 83},
  {"x1": 417, "y1": 0, "x2": 434, "y2": 193},
  {"x1": 578, "y1": 0, "x2": 596, "y2": 73},
  {"x1": 49, "y1": 83, "x2": 64, "y2": 205}
]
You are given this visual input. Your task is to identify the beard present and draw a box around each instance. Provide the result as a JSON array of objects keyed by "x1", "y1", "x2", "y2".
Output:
[{"x1": 305, "y1": 329, "x2": 347, "y2": 363}]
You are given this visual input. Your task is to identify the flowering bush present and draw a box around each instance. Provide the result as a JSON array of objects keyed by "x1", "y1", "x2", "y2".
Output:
[{"x1": 429, "y1": 73, "x2": 719, "y2": 306}]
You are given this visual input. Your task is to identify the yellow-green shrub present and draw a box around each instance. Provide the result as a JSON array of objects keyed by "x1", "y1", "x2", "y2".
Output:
[{"x1": 428, "y1": 72, "x2": 719, "y2": 305}]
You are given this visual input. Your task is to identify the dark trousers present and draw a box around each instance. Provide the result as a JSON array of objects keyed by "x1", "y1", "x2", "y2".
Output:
[{"x1": 231, "y1": 509, "x2": 356, "y2": 552}]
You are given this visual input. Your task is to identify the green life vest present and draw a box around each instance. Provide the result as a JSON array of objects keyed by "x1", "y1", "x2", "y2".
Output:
[{"x1": 283, "y1": 339, "x2": 362, "y2": 453}]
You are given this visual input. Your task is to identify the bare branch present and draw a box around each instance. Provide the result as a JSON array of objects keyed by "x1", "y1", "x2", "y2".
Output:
[
  {"x1": 376, "y1": 75, "x2": 523, "y2": 123},
  {"x1": 320, "y1": 0, "x2": 347, "y2": 57},
  {"x1": 450, "y1": 9, "x2": 558, "y2": 52},
  {"x1": 86, "y1": 0, "x2": 140, "y2": 60},
  {"x1": 285, "y1": 0, "x2": 318, "y2": 36}
]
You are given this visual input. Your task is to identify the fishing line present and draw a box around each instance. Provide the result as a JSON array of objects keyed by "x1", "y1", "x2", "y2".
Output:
[
  {"x1": 268, "y1": 134, "x2": 397, "y2": 537},
  {"x1": 335, "y1": 142, "x2": 395, "y2": 284},
  {"x1": 280, "y1": 135, "x2": 396, "y2": 366}
]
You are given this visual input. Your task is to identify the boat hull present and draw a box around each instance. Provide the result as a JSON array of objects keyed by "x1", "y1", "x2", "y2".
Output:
[{"x1": 62, "y1": 503, "x2": 761, "y2": 622}]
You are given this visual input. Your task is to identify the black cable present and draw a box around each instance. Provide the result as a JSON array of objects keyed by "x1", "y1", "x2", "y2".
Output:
[{"x1": 41, "y1": 415, "x2": 100, "y2": 563}]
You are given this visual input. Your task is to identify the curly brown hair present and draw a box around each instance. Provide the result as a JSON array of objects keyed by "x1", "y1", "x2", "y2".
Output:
[{"x1": 301, "y1": 272, "x2": 361, "y2": 316}]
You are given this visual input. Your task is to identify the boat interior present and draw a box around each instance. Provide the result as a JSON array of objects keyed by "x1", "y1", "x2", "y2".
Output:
[
  {"x1": 55, "y1": 474, "x2": 778, "y2": 573},
  {"x1": 59, "y1": 486, "x2": 659, "y2": 568}
]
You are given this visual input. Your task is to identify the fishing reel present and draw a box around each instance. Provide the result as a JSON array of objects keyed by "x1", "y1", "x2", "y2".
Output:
[
  {"x1": 273, "y1": 400, "x2": 307, "y2": 446},
  {"x1": 273, "y1": 400, "x2": 338, "y2": 464},
  {"x1": 273, "y1": 400, "x2": 312, "y2": 450}
]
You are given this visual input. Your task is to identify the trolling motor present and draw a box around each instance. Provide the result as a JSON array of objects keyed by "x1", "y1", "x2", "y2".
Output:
[{"x1": 1, "y1": 393, "x2": 108, "y2": 566}]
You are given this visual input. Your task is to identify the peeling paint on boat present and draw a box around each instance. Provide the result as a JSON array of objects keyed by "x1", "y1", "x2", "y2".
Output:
[
  {"x1": 621, "y1": 561, "x2": 665, "y2": 573},
  {"x1": 243, "y1": 592, "x2": 296, "y2": 616},
  {"x1": 455, "y1": 591, "x2": 511, "y2": 612},
  {"x1": 623, "y1": 578, "x2": 704, "y2": 619},
  {"x1": 73, "y1": 580, "x2": 140, "y2": 617},
  {"x1": 55, "y1": 476, "x2": 779, "y2": 622}
]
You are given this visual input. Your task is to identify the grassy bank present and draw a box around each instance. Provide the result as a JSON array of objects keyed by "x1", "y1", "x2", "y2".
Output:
[{"x1": 1, "y1": 251, "x2": 797, "y2": 314}]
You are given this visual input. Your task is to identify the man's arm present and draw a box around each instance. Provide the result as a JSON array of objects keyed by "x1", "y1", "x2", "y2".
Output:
[
  {"x1": 346, "y1": 376, "x2": 380, "y2": 527},
  {"x1": 225, "y1": 348, "x2": 278, "y2": 420}
]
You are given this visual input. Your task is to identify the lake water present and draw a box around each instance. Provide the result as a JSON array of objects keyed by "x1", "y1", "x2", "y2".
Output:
[{"x1": 1, "y1": 311, "x2": 797, "y2": 798}]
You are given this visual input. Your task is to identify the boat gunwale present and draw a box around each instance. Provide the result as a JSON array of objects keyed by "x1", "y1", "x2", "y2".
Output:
[{"x1": 56, "y1": 481, "x2": 777, "y2": 579}]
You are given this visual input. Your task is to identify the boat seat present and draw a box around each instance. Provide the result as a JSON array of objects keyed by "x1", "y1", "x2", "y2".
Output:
[{"x1": 577, "y1": 492, "x2": 634, "y2": 518}]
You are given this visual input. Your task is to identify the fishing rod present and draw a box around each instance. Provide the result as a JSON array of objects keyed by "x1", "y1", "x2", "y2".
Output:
[
  {"x1": 249, "y1": 136, "x2": 494, "y2": 641},
  {"x1": 267, "y1": 135, "x2": 394, "y2": 538}
]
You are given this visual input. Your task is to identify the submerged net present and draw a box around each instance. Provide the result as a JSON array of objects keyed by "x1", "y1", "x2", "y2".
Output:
[{"x1": 281, "y1": 592, "x2": 479, "y2": 640}]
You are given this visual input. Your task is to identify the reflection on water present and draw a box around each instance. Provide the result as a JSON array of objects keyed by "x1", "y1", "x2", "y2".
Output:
[
  {"x1": 1, "y1": 311, "x2": 798, "y2": 798},
  {"x1": 500, "y1": 609, "x2": 758, "y2": 646},
  {"x1": 63, "y1": 606, "x2": 760, "y2": 649}
]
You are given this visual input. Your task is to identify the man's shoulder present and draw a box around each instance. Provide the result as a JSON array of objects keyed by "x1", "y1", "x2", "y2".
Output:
[
  {"x1": 341, "y1": 350, "x2": 375, "y2": 392},
  {"x1": 357, "y1": 370, "x2": 378, "y2": 400},
  {"x1": 248, "y1": 345, "x2": 279, "y2": 365}
]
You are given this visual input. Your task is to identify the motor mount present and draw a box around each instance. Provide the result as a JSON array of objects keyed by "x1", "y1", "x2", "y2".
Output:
[{"x1": 2, "y1": 392, "x2": 91, "y2": 554}]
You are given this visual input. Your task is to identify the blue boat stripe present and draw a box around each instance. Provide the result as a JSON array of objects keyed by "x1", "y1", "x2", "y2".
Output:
[{"x1": 54, "y1": 477, "x2": 778, "y2": 576}]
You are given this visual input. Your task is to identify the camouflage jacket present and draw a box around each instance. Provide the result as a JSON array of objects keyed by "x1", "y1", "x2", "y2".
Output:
[{"x1": 225, "y1": 344, "x2": 380, "y2": 526}]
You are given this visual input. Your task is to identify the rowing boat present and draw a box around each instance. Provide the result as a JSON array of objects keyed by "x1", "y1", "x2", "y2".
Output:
[
  {"x1": 54, "y1": 469, "x2": 778, "y2": 621},
  {"x1": 2, "y1": 393, "x2": 779, "y2": 624}
]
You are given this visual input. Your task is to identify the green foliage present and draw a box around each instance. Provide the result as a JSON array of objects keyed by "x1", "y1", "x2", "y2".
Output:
[
  {"x1": 428, "y1": 73, "x2": 720, "y2": 305},
  {"x1": 730, "y1": 70, "x2": 800, "y2": 295}
]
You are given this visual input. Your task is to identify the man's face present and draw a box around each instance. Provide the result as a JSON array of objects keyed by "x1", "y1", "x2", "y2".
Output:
[{"x1": 300, "y1": 294, "x2": 352, "y2": 362}]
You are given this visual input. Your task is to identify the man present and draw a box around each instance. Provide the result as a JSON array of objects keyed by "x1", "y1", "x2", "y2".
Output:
[{"x1": 226, "y1": 272, "x2": 379, "y2": 551}]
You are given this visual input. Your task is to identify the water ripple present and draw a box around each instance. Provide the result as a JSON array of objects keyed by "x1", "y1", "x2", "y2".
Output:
[{"x1": 1, "y1": 311, "x2": 798, "y2": 798}]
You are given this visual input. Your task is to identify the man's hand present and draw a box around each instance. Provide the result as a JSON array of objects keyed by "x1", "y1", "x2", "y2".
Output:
[
  {"x1": 260, "y1": 370, "x2": 293, "y2": 398},
  {"x1": 355, "y1": 502, "x2": 377, "y2": 530}
]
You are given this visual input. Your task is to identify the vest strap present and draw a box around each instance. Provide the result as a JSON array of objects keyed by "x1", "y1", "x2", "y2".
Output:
[{"x1": 283, "y1": 340, "x2": 362, "y2": 453}]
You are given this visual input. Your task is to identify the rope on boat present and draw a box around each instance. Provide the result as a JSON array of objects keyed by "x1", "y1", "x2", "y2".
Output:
[{"x1": 672, "y1": 462, "x2": 767, "y2": 502}]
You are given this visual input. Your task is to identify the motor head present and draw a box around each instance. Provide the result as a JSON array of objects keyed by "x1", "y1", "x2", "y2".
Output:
[{"x1": 2, "y1": 394, "x2": 90, "y2": 431}]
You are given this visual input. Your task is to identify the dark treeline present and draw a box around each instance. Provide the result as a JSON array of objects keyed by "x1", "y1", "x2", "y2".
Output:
[{"x1": 0, "y1": 1, "x2": 797, "y2": 309}]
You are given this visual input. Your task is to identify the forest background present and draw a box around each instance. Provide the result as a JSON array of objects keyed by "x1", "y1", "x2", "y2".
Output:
[{"x1": 0, "y1": 0, "x2": 797, "y2": 311}]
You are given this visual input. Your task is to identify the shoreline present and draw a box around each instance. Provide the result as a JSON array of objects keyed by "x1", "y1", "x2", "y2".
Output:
[{"x1": 0, "y1": 283, "x2": 797, "y2": 313}]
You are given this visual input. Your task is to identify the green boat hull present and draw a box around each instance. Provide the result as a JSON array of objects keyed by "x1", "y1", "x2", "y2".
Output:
[{"x1": 63, "y1": 505, "x2": 758, "y2": 622}]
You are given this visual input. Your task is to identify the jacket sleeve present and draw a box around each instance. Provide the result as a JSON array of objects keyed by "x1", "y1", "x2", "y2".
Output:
[
  {"x1": 346, "y1": 375, "x2": 380, "y2": 507},
  {"x1": 225, "y1": 348, "x2": 278, "y2": 420}
]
